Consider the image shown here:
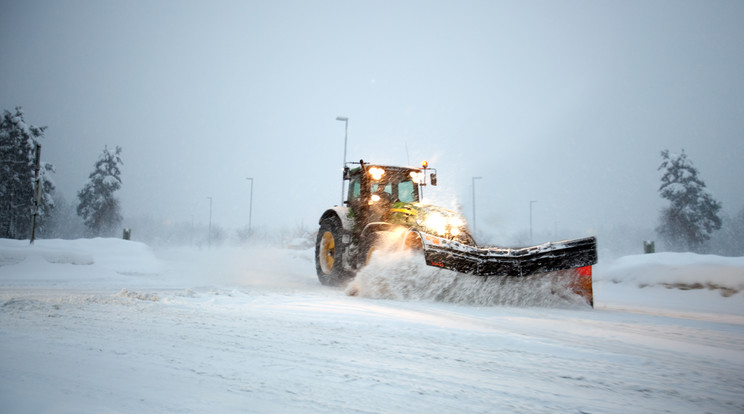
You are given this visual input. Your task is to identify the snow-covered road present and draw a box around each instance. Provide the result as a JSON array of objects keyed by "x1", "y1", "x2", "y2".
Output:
[{"x1": 1, "y1": 239, "x2": 743, "y2": 413}]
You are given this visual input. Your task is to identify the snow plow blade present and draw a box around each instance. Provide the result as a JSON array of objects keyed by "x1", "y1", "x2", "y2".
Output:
[{"x1": 421, "y1": 235, "x2": 598, "y2": 278}]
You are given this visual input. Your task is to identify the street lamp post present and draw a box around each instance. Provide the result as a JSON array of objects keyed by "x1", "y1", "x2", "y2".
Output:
[
  {"x1": 207, "y1": 196, "x2": 213, "y2": 248},
  {"x1": 530, "y1": 200, "x2": 538, "y2": 244},
  {"x1": 246, "y1": 177, "x2": 254, "y2": 236},
  {"x1": 336, "y1": 116, "x2": 348, "y2": 204},
  {"x1": 472, "y1": 176, "x2": 482, "y2": 237}
]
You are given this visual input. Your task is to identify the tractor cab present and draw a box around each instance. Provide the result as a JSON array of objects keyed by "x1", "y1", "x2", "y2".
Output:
[{"x1": 343, "y1": 160, "x2": 436, "y2": 224}]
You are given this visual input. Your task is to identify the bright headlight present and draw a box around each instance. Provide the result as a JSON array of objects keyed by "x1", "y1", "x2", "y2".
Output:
[
  {"x1": 448, "y1": 217, "x2": 463, "y2": 236},
  {"x1": 423, "y1": 214, "x2": 465, "y2": 237},
  {"x1": 424, "y1": 213, "x2": 447, "y2": 236}
]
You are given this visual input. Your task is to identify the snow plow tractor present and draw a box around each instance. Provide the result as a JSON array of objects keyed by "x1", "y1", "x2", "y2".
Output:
[{"x1": 315, "y1": 160, "x2": 598, "y2": 306}]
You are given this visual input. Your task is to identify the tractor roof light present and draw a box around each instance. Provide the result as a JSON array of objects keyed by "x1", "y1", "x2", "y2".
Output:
[
  {"x1": 410, "y1": 171, "x2": 424, "y2": 184},
  {"x1": 368, "y1": 167, "x2": 385, "y2": 180},
  {"x1": 422, "y1": 160, "x2": 428, "y2": 169}
]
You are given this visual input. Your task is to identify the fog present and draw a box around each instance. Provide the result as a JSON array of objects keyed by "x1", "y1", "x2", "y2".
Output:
[{"x1": 2, "y1": 1, "x2": 743, "y2": 252}]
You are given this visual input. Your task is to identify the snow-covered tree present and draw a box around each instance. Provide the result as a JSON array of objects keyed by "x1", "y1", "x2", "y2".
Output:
[
  {"x1": 77, "y1": 146, "x2": 123, "y2": 237},
  {"x1": 656, "y1": 149, "x2": 721, "y2": 252},
  {"x1": 0, "y1": 107, "x2": 55, "y2": 239}
]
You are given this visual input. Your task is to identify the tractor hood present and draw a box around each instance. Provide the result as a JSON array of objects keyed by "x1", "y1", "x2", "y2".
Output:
[{"x1": 388, "y1": 202, "x2": 473, "y2": 243}]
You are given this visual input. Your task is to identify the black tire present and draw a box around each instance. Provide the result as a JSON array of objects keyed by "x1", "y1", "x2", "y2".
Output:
[
  {"x1": 458, "y1": 230, "x2": 477, "y2": 247},
  {"x1": 404, "y1": 230, "x2": 424, "y2": 251},
  {"x1": 315, "y1": 216, "x2": 352, "y2": 286},
  {"x1": 404, "y1": 230, "x2": 427, "y2": 263}
]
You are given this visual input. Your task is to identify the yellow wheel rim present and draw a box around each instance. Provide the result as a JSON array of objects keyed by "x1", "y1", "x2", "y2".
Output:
[{"x1": 319, "y1": 231, "x2": 335, "y2": 274}]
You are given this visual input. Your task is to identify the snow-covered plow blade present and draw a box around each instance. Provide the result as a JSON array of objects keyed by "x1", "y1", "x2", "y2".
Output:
[{"x1": 421, "y1": 235, "x2": 598, "y2": 305}]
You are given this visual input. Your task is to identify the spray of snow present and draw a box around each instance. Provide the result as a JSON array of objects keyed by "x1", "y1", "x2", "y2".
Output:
[{"x1": 346, "y1": 249, "x2": 589, "y2": 308}]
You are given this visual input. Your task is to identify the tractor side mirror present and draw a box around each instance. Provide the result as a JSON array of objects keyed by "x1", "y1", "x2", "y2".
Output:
[
  {"x1": 343, "y1": 166, "x2": 350, "y2": 180},
  {"x1": 430, "y1": 172, "x2": 437, "y2": 186}
]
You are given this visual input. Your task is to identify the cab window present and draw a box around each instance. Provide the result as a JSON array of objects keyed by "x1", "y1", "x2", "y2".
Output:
[
  {"x1": 348, "y1": 177, "x2": 361, "y2": 203},
  {"x1": 371, "y1": 182, "x2": 392, "y2": 195},
  {"x1": 397, "y1": 180, "x2": 416, "y2": 203}
]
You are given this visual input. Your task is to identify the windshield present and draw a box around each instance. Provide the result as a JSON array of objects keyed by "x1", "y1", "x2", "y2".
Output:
[
  {"x1": 371, "y1": 178, "x2": 417, "y2": 203},
  {"x1": 347, "y1": 167, "x2": 421, "y2": 205}
]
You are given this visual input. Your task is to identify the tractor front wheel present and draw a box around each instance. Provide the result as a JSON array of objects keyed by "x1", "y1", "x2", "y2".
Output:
[
  {"x1": 315, "y1": 217, "x2": 352, "y2": 286},
  {"x1": 404, "y1": 230, "x2": 424, "y2": 251}
]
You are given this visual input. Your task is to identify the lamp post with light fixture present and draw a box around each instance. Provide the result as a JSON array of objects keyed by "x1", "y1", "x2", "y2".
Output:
[
  {"x1": 530, "y1": 200, "x2": 538, "y2": 244},
  {"x1": 206, "y1": 196, "x2": 212, "y2": 248},
  {"x1": 336, "y1": 116, "x2": 348, "y2": 204},
  {"x1": 472, "y1": 176, "x2": 482, "y2": 237},
  {"x1": 246, "y1": 177, "x2": 254, "y2": 236}
]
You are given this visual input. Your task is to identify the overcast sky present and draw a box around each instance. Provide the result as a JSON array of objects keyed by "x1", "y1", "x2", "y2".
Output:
[{"x1": 2, "y1": 0, "x2": 743, "y2": 243}]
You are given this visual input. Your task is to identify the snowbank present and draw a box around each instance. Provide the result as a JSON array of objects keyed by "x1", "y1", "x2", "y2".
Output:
[
  {"x1": 599, "y1": 252, "x2": 744, "y2": 293},
  {"x1": 595, "y1": 252, "x2": 744, "y2": 316},
  {"x1": 0, "y1": 238, "x2": 162, "y2": 282}
]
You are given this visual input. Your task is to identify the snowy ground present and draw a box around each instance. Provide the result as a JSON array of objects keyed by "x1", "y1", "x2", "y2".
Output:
[{"x1": 1, "y1": 238, "x2": 743, "y2": 413}]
